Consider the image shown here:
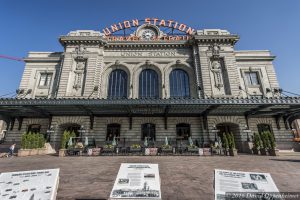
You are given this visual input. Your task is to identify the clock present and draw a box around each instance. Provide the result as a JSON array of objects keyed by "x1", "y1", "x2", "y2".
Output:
[{"x1": 140, "y1": 28, "x2": 157, "y2": 40}]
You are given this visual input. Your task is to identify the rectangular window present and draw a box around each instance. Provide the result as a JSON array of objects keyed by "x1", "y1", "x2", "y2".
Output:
[
  {"x1": 39, "y1": 73, "x2": 52, "y2": 87},
  {"x1": 245, "y1": 72, "x2": 259, "y2": 86}
]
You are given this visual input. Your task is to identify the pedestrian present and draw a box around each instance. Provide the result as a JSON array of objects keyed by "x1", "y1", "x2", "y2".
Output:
[{"x1": 8, "y1": 143, "x2": 16, "y2": 157}]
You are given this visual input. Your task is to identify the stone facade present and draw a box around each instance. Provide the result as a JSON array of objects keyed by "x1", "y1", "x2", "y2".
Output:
[{"x1": 4, "y1": 27, "x2": 294, "y2": 151}]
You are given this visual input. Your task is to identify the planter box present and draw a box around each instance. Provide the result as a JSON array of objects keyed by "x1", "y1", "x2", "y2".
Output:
[
  {"x1": 130, "y1": 148, "x2": 141, "y2": 153},
  {"x1": 161, "y1": 148, "x2": 173, "y2": 153},
  {"x1": 59, "y1": 149, "x2": 66, "y2": 157},
  {"x1": 37, "y1": 148, "x2": 47, "y2": 155},
  {"x1": 18, "y1": 149, "x2": 31, "y2": 157},
  {"x1": 203, "y1": 148, "x2": 212, "y2": 156},
  {"x1": 92, "y1": 148, "x2": 101, "y2": 156},
  {"x1": 268, "y1": 149, "x2": 278, "y2": 156},
  {"x1": 229, "y1": 149, "x2": 238, "y2": 156},
  {"x1": 187, "y1": 147, "x2": 199, "y2": 152},
  {"x1": 102, "y1": 148, "x2": 115, "y2": 152},
  {"x1": 145, "y1": 148, "x2": 158, "y2": 156},
  {"x1": 260, "y1": 148, "x2": 268, "y2": 156},
  {"x1": 30, "y1": 149, "x2": 38, "y2": 156}
]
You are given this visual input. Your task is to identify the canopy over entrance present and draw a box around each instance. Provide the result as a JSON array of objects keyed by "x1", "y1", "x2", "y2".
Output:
[{"x1": 0, "y1": 97, "x2": 300, "y2": 129}]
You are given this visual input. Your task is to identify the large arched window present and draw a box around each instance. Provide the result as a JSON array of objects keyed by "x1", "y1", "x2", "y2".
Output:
[
  {"x1": 139, "y1": 69, "x2": 159, "y2": 98},
  {"x1": 169, "y1": 69, "x2": 190, "y2": 98},
  {"x1": 108, "y1": 69, "x2": 128, "y2": 98}
]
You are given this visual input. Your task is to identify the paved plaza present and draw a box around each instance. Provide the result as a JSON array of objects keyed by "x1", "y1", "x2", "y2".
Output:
[{"x1": 1, "y1": 154, "x2": 300, "y2": 200}]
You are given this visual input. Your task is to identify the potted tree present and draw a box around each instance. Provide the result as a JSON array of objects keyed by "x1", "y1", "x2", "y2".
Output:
[
  {"x1": 228, "y1": 133, "x2": 238, "y2": 156},
  {"x1": 222, "y1": 133, "x2": 229, "y2": 156},
  {"x1": 161, "y1": 137, "x2": 173, "y2": 155},
  {"x1": 252, "y1": 132, "x2": 261, "y2": 155},
  {"x1": 18, "y1": 133, "x2": 31, "y2": 156},
  {"x1": 59, "y1": 131, "x2": 69, "y2": 157},
  {"x1": 187, "y1": 137, "x2": 198, "y2": 153},
  {"x1": 18, "y1": 132, "x2": 46, "y2": 157},
  {"x1": 267, "y1": 131, "x2": 278, "y2": 156},
  {"x1": 260, "y1": 131, "x2": 269, "y2": 155}
]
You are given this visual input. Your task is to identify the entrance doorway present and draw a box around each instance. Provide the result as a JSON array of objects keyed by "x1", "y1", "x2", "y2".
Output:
[
  {"x1": 60, "y1": 123, "x2": 81, "y2": 137},
  {"x1": 216, "y1": 123, "x2": 240, "y2": 151},
  {"x1": 106, "y1": 123, "x2": 121, "y2": 141},
  {"x1": 141, "y1": 123, "x2": 156, "y2": 141}
]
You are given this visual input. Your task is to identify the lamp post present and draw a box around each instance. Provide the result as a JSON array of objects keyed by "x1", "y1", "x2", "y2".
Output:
[
  {"x1": 78, "y1": 125, "x2": 86, "y2": 141},
  {"x1": 46, "y1": 125, "x2": 54, "y2": 143}
]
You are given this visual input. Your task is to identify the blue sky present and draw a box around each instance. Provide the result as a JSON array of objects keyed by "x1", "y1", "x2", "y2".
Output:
[{"x1": 0, "y1": 0, "x2": 300, "y2": 97}]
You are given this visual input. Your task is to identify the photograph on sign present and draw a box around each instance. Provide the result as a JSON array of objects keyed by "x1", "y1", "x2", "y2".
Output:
[
  {"x1": 0, "y1": 168, "x2": 59, "y2": 200},
  {"x1": 214, "y1": 169, "x2": 279, "y2": 200},
  {"x1": 110, "y1": 163, "x2": 161, "y2": 200}
]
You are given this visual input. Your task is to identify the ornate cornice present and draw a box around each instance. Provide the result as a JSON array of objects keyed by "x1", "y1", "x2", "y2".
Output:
[
  {"x1": 23, "y1": 57, "x2": 62, "y2": 63},
  {"x1": 235, "y1": 56, "x2": 276, "y2": 61},
  {"x1": 59, "y1": 36, "x2": 107, "y2": 46},
  {"x1": 194, "y1": 35, "x2": 240, "y2": 45},
  {"x1": 1, "y1": 97, "x2": 300, "y2": 106},
  {"x1": 105, "y1": 40, "x2": 191, "y2": 49}
]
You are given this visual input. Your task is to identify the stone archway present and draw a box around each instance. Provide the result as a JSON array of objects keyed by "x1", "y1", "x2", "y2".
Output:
[
  {"x1": 216, "y1": 123, "x2": 242, "y2": 152},
  {"x1": 59, "y1": 123, "x2": 81, "y2": 137}
]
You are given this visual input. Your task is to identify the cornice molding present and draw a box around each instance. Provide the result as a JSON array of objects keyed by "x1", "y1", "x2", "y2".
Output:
[
  {"x1": 194, "y1": 35, "x2": 240, "y2": 45},
  {"x1": 59, "y1": 36, "x2": 107, "y2": 46}
]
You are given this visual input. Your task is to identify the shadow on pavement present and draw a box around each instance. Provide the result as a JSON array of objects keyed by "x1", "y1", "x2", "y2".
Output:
[{"x1": 270, "y1": 159, "x2": 300, "y2": 162}]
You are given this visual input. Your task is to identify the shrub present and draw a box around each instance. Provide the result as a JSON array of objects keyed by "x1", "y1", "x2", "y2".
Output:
[
  {"x1": 222, "y1": 133, "x2": 229, "y2": 149},
  {"x1": 60, "y1": 130, "x2": 69, "y2": 149},
  {"x1": 261, "y1": 131, "x2": 270, "y2": 149},
  {"x1": 21, "y1": 132, "x2": 45, "y2": 149},
  {"x1": 228, "y1": 132, "x2": 236, "y2": 149},
  {"x1": 267, "y1": 131, "x2": 276, "y2": 150},
  {"x1": 131, "y1": 144, "x2": 141, "y2": 149},
  {"x1": 253, "y1": 132, "x2": 262, "y2": 150}
]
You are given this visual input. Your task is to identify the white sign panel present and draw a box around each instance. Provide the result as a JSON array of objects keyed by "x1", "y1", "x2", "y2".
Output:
[
  {"x1": 0, "y1": 168, "x2": 60, "y2": 200},
  {"x1": 214, "y1": 169, "x2": 279, "y2": 200},
  {"x1": 110, "y1": 163, "x2": 161, "y2": 200}
]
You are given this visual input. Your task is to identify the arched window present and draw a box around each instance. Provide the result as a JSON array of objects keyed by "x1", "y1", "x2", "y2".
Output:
[
  {"x1": 257, "y1": 124, "x2": 272, "y2": 134},
  {"x1": 176, "y1": 123, "x2": 190, "y2": 140},
  {"x1": 27, "y1": 124, "x2": 41, "y2": 133},
  {"x1": 108, "y1": 69, "x2": 128, "y2": 98},
  {"x1": 141, "y1": 123, "x2": 156, "y2": 141},
  {"x1": 169, "y1": 69, "x2": 190, "y2": 98},
  {"x1": 139, "y1": 69, "x2": 159, "y2": 98},
  {"x1": 106, "y1": 123, "x2": 121, "y2": 141}
]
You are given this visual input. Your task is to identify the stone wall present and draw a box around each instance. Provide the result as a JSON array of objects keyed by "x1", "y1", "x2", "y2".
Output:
[{"x1": 4, "y1": 115, "x2": 294, "y2": 151}]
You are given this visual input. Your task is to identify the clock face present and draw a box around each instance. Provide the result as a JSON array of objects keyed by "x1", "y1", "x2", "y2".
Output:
[{"x1": 141, "y1": 29, "x2": 156, "y2": 40}]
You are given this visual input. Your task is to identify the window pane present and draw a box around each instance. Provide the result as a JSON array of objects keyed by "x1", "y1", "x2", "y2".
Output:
[
  {"x1": 108, "y1": 69, "x2": 128, "y2": 98},
  {"x1": 139, "y1": 69, "x2": 158, "y2": 98},
  {"x1": 245, "y1": 72, "x2": 251, "y2": 85},
  {"x1": 39, "y1": 74, "x2": 46, "y2": 86},
  {"x1": 170, "y1": 69, "x2": 190, "y2": 98},
  {"x1": 245, "y1": 72, "x2": 259, "y2": 86},
  {"x1": 46, "y1": 74, "x2": 52, "y2": 86},
  {"x1": 39, "y1": 73, "x2": 52, "y2": 87},
  {"x1": 250, "y1": 72, "x2": 259, "y2": 85}
]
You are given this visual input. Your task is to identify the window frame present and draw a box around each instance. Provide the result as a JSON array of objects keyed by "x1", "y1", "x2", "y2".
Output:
[
  {"x1": 169, "y1": 69, "x2": 190, "y2": 98},
  {"x1": 176, "y1": 123, "x2": 191, "y2": 140},
  {"x1": 244, "y1": 71, "x2": 260, "y2": 86},
  {"x1": 106, "y1": 123, "x2": 121, "y2": 141},
  {"x1": 107, "y1": 69, "x2": 128, "y2": 98},
  {"x1": 139, "y1": 69, "x2": 159, "y2": 99},
  {"x1": 38, "y1": 73, "x2": 53, "y2": 88}
]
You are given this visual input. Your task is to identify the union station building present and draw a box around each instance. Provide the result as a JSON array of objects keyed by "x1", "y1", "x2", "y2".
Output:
[{"x1": 1, "y1": 19, "x2": 300, "y2": 151}]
